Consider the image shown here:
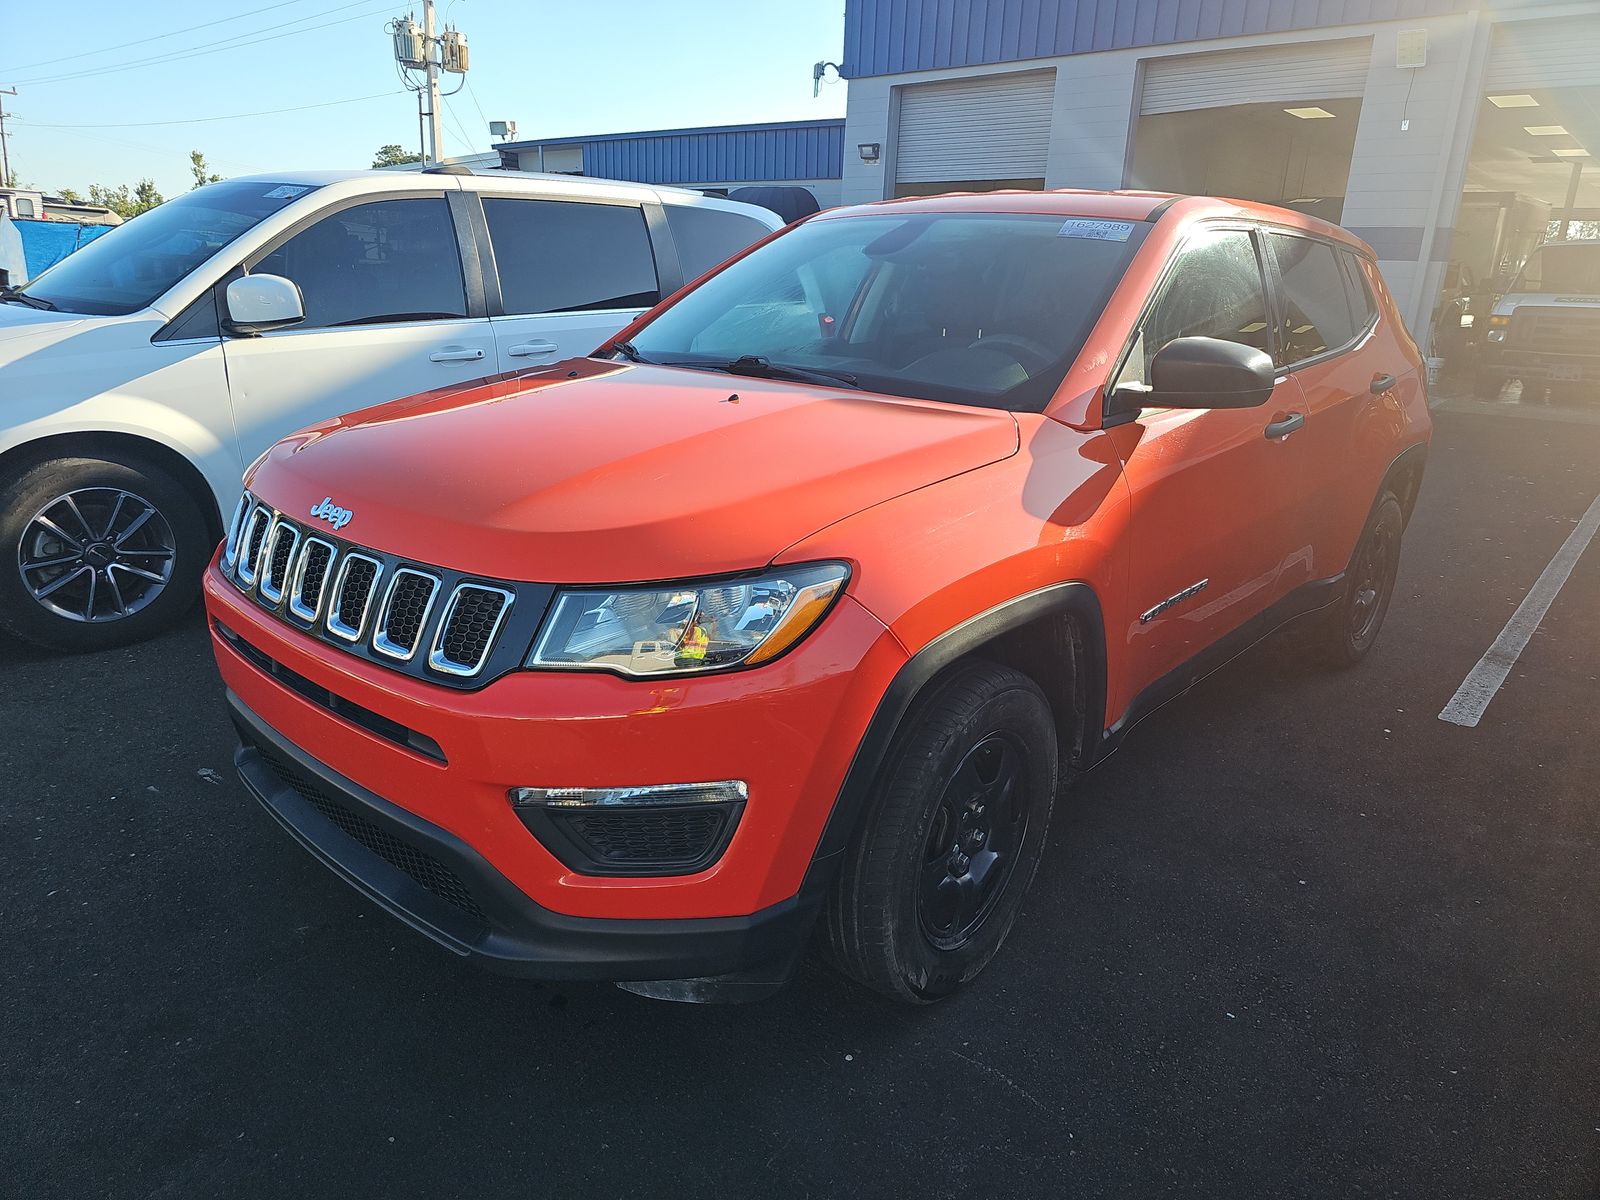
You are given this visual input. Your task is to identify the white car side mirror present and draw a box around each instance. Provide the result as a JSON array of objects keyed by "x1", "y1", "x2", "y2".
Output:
[{"x1": 224, "y1": 274, "x2": 305, "y2": 335}]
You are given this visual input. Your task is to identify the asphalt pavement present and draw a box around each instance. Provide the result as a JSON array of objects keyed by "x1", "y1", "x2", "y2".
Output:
[{"x1": 2, "y1": 402, "x2": 1598, "y2": 1199}]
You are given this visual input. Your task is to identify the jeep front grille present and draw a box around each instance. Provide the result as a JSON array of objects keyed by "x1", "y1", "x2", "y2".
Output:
[{"x1": 221, "y1": 494, "x2": 550, "y2": 689}]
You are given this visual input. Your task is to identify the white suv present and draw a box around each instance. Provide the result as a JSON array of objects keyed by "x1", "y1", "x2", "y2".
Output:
[{"x1": 0, "y1": 169, "x2": 780, "y2": 651}]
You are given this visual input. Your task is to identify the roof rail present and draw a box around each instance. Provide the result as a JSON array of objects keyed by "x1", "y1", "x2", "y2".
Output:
[{"x1": 420, "y1": 163, "x2": 475, "y2": 176}]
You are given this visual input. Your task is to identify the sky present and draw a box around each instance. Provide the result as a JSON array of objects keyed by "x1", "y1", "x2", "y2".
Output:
[{"x1": 2, "y1": 0, "x2": 850, "y2": 198}]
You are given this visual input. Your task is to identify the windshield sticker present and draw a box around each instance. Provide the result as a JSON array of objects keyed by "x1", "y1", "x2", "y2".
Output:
[
  {"x1": 263, "y1": 185, "x2": 310, "y2": 199},
  {"x1": 1058, "y1": 219, "x2": 1135, "y2": 242}
]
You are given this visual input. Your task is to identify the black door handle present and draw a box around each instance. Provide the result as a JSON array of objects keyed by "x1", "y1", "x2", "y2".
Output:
[
  {"x1": 1370, "y1": 373, "x2": 1397, "y2": 394},
  {"x1": 1264, "y1": 412, "x2": 1305, "y2": 439}
]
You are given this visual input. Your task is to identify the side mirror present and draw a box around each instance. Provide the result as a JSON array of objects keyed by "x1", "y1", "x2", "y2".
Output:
[
  {"x1": 224, "y1": 274, "x2": 304, "y2": 336},
  {"x1": 1144, "y1": 336, "x2": 1277, "y2": 409}
]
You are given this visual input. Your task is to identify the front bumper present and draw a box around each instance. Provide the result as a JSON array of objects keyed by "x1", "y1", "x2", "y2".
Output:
[
  {"x1": 227, "y1": 690, "x2": 823, "y2": 987},
  {"x1": 1478, "y1": 347, "x2": 1600, "y2": 384},
  {"x1": 203, "y1": 555, "x2": 906, "y2": 930}
]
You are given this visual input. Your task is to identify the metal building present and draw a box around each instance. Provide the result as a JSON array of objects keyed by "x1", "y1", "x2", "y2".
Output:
[
  {"x1": 837, "y1": 0, "x2": 1600, "y2": 340},
  {"x1": 495, "y1": 119, "x2": 846, "y2": 208}
]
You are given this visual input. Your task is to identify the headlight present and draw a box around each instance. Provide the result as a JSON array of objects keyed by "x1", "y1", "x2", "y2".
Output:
[{"x1": 527, "y1": 562, "x2": 849, "y2": 676}]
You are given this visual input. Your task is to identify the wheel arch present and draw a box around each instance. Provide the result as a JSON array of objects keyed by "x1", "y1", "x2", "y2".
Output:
[
  {"x1": 1382, "y1": 442, "x2": 1428, "y2": 527},
  {"x1": 0, "y1": 431, "x2": 226, "y2": 544},
  {"x1": 805, "y1": 582, "x2": 1108, "y2": 880}
]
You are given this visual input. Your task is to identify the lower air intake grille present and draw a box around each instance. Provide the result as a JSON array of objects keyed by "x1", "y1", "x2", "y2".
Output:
[
  {"x1": 569, "y1": 808, "x2": 725, "y2": 863},
  {"x1": 260, "y1": 751, "x2": 486, "y2": 926}
]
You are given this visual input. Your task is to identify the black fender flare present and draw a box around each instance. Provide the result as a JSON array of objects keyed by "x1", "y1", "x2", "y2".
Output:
[{"x1": 800, "y1": 581, "x2": 1107, "y2": 888}]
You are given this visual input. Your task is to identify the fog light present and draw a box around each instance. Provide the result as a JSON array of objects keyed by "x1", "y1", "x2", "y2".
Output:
[
  {"x1": 509, "y1": 780, "x2": 747, "y2": 808},
  {"x1": 509, "y1": 781, "x2": 748, "y2": 877}
]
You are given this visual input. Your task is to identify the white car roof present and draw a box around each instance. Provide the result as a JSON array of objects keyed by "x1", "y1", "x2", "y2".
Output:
[{"x1": 214, "y1": 170, "x2": 783, "y2": 226}]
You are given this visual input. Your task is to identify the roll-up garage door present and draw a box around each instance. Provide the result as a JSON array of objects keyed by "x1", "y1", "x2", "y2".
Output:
[
  {"x1": 1485, "y1": 16, "x2": 1600, "y2": 91},
  {"x1": 895, "y1": 70, "x2": 1055, "y2": 185},
  {"x1": 1140, "y1": 38, "x2": 1371, "y2": 115}
]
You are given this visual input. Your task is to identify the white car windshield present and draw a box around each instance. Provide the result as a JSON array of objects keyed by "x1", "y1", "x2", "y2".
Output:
[
  {"x1": 16, "y1": 181, "x2": 321, "y2": 316},
  {"x1": 622, "y1": 211, "x2": 1146, "y2": 412}
]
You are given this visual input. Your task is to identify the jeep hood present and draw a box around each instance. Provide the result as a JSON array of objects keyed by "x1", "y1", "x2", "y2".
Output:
[{"x1": 250, "y1": 360, "x2": 1020, "y2": 583}]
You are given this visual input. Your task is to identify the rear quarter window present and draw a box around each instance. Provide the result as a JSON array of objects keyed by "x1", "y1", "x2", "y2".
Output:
[{"x1": 665, "y1": 204, "x2": 775, "y2": 280}]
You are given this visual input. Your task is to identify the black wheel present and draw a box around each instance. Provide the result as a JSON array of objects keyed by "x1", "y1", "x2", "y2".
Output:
[
  {"x1": 1472, "y1": 372, "x2": 1503, "y2": 400},
  {"x1": 1301, "y1": 492, "x2": 1405, "y2": 668},
  {"x1": 822, "y1": 661, "x2": 1058, "y2": 1003},
  {"x1": 0, "y1": 455, "x2": 211, "y2": 652}
]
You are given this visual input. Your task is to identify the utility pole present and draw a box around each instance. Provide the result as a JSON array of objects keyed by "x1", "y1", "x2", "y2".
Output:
[
  {"x1": 0, "y1": 88, "x2": 16, "y2": 189},
  {"x1": 421, "y1": 0, "x2": 443, "y2": 166}
]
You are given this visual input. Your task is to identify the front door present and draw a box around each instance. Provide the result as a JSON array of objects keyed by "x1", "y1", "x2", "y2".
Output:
[
  {"x1": 1103, "y1": 225, "x2": 1305, "y2": 709},
  {"x1": 221, "y1": 194, "x2": 495, "y2": 461},
  {"x1": 476, "y1": 196, "x2": 661, "y2": 374}
]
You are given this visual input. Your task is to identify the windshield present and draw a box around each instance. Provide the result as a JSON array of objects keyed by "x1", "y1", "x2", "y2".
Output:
[
  {"x1": 623, "y1": 211, "x2": 1145, "y2": 411},
  {"x1": 1511, "y1": 243, "x2": 1600, "y2": 296},
  {"x1": 17, "y1": 181, "x2": 321, "y2": 316}
]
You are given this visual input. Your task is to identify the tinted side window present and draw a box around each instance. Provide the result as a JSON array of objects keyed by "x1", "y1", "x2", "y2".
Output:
[
  {"x1": 1340, "y1": 249, "x2": 1378, "y2": 327},
  {"x1": 255, "y1": 197, "x2": 466, "y2": 330},
  {"x1": 483, "y1": 198, "x2": 658, "y2": 315},
  {"x1": 1269, "y1": 233, "x2": 1360, "y2": 364},
  {"x1": 665, "y1": 204, "x2": 773, "y2": 279},
  {"x1": 1127, "y1": 228, "x2": 1270, "y2": 386}
]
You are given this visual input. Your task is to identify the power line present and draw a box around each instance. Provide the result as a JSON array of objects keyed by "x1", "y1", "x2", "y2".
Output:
[
  {"x1": 0, "y1": 0, "x2": 322, "y2": 77},
  {"x1": 463, "y1": 76, "x2": 490, "y2": 134},
  {"x1": 9, "y1": 2, "x2": 389, "y2": 88},
  {"x1": 18, "y1": 122, "x2": 270, "y2": 176},
  {"x1": 14, "y1": 90, "x2": 405, "y2": 129}
]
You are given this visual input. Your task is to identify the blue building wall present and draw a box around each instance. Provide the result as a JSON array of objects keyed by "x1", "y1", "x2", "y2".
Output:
[
  {"x1": 500, "y1": 119, "x2": 845, "y2": 185},
  {"x1": 841, "y1": 0, "x2": 1479, "y2": 76}
]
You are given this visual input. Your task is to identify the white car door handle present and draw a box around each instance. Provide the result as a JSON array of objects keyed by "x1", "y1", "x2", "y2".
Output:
[
  {"x1": 507, "y1": 341, "x2": 559, "y2": 358},
  {"x1": 429, "y1": 347, "x2": 486, "y2": 363}
]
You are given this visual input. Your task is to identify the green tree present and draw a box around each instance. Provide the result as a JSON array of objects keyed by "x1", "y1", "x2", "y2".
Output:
[
  {"x1": 189, "y1": 150, "x2": 222, "y2": 189},
  {"x1": 372, "y1": 143, "x2": 424, "y2": 168},
  {"x1": 54, "y1": 187, "x2": 84, "y2": 204},
  {"x1": 85, "y1": 179, "x2": 165, "y2": 219}
]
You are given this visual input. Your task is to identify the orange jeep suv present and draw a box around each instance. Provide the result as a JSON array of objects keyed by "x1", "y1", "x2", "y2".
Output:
[{"x1": 204, "y1": 191, "x2": 1430, "y2": 1003}]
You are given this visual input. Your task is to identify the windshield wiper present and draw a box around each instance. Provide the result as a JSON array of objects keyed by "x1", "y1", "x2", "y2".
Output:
[
  {"x1": 0, "y1": 286, "x2": 56, "y2": 311},
  {"x1": 609, "y1": 340, "x2": 652, "y2": 364},
  {"x1": 710, "y1": 354, "x2": 861, "y2": 390}
]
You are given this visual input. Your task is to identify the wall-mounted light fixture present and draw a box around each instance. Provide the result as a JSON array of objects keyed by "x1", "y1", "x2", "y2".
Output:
[{"x1": 859, "y1": 142, "x2": 882, "y2": 163}]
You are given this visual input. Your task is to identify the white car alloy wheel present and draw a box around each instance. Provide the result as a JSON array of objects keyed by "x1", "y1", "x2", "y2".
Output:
[{"x1": 18, "y1": 486, "x2": 178, "y2": 623}]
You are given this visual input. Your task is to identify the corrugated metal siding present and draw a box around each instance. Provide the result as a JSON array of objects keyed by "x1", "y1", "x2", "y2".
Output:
[
  {"x1": 577, "y1": 121, "x2": 846, "y2": 185},
  {"x1": 843, "y1": 0, "x2": 1476, "y2": 77},
  {"x1": 1140, "y1": 37, "x2": 1372, "y2": 113},
  {"x1": 1485, "y1": 13, "x2": 1600, "y2": 89},
  {"x1": 895, "y1": 70, "x2": 1056, "y2": 181}
]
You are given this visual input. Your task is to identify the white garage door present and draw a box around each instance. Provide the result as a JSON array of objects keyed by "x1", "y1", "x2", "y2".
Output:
[
  {"x1": 895, "y1": 70, "x2": 1055, "y2": 185},
  {"x1": 1140, "y1": 38, "x2": 1372, "y2": 115},
  {"x1": 1486, "y1": 16, "x2": 1600, "y2": 91}
]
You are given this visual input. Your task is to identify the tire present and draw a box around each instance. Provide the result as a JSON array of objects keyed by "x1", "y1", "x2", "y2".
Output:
[
  {"x1": 1472, "y1": 372, "x2": 1503, "y2": 400},
  {"x1": 822, "y1": 661, "x2": 1058, "y2": 1003},
  {"x1": 1300, "y1": 492, "x2": 1405, "y2": 669},
  {"x1": 0, "y1": 454, "x2": 211, "y2": 652}
]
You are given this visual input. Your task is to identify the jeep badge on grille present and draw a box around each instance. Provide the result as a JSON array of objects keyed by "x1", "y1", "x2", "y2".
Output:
[{"x1": 309, "y1": 497, "x2": 353, "y2": 531}]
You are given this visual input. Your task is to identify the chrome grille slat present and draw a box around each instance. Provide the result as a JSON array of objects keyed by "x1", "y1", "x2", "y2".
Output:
[
  {"x1": 235, "y1": 507, "x2": 274, "y2": 588},
  {"x1": 256, "y1": 521, "x2": 301, "y2": 605},
  {"x1": 429, "y1": 584, "x2": 514, "y2": 677},
  {"x1": 325, "y1": 553, "x2": 384, "y2": 643},
  {"x1": 288, "y1": 537, "x2": 337, "y2": 623},
  {"x1": 372, "y1": 569, "x2": 441, "y2": 661},
  {"x1": 221, "y1": 495, "x2": 251, "y2": 571}
]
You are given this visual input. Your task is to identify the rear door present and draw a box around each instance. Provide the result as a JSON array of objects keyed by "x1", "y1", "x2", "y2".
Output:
[
  {"x1": 1261, "y1": 231, "x2": 1387, "y2": 581},
  {"x1": 1103, "y1": 225, "x2": 1305, "y2": 701},
  {"x1": 221, "y1": 192, "x2": 495, "y2": 458},
  {"x1": 477, "y1": 196, "x2": 665, "y2": 373}
]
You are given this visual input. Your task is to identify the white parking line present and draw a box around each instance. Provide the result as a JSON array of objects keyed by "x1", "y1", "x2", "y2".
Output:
[{"x1": 1439, "y1": 490, "x2": 1600, "y2": 728}]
